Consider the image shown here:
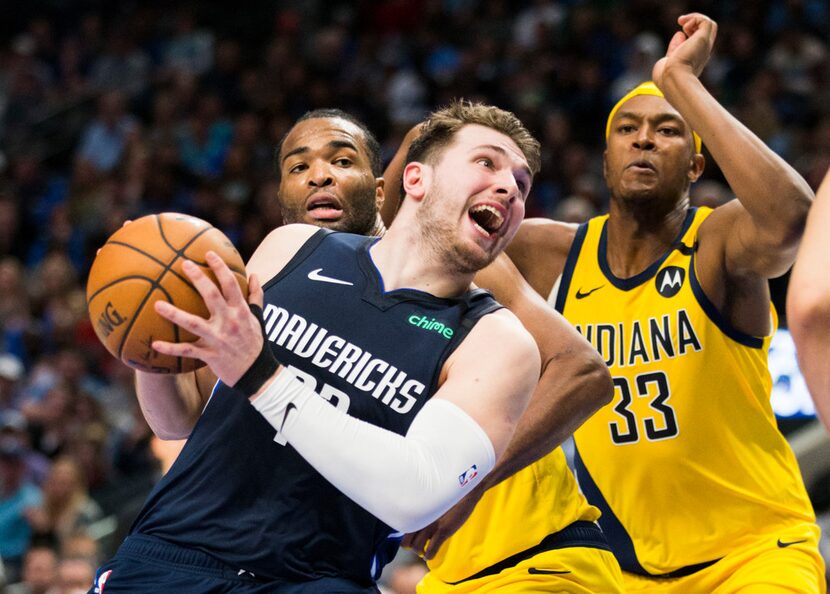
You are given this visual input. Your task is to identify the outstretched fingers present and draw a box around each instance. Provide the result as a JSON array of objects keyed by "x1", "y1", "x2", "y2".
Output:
[
  {"x1": 152, "y1": 301, "x2": 210, "y2": 359},
  {"x1": 205, "y1": 251, "x2": 247, "y2": 307}
]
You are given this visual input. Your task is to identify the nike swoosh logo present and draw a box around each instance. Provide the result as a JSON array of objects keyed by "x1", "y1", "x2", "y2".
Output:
[
  {"x1": 777, "y1": 538, "x2": 807, "y2": 548},
  {"x1": 575, "y1": 285, "x2": 604, "y2": 299},
  {"x1": 307, "y1": 268, "x2": 354, "y2": 286},
  {"x1": 527, "y1": 568, "x2": 571, "y2": 575},
  {"x1": 280, "y1": 402, "x2": 297, "y2": 431}
]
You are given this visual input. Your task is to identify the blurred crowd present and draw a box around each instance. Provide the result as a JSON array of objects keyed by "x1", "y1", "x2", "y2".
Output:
[{"x1": 0, "y1": 0, "x2": 828, "y2": 591}]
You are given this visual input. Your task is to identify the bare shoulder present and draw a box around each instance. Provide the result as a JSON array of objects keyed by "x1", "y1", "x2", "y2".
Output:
[
  {"x1": 468, "y1": 308, "x2": 539, "y2": 363},
  {"x1": 505, "y1": 218, "x2": 579, "y2": 298},
  {"x1": 246, "y1": 224, "x2": 321, "y2": 280}
]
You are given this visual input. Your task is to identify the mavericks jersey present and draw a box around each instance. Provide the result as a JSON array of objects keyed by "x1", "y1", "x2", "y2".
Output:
[
  {"x1": 130, "y1": 229, "x2": 501, "y2": 585},
  {"x1": 426, "y1": 447, "x2": 600, "y2": 583},
  {"x1": 559, "y1": 208, "x2": 815, "y2": 576}
]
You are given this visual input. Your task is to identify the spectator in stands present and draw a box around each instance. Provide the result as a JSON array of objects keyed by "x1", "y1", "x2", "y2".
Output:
[
  {"x1": 0, "y1": 437, "x2": 42, "y2": 580},
  {"x1": 24, "y1": 457, "x2": 102, "y2": 546},
  {"x1": 0, "y1": 410, "x2": 49, "y2": 485},
  {"x1": 5, "y1": 544, "x2": 57, "y2": 594},
  {"x1": 76, "y1": 91, "x2": 137, "y2": 174},
  {"x1": 54, "y1": 555, "x2": 96, "y2": 594}
]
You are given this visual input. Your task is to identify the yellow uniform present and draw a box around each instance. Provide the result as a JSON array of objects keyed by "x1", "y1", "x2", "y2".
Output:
[
  {"x1": 558, "y1": 207, "x2": 825, "y2": 592},
  {"x1": 419, "y1": 447, "x2": 624, "y2": 593}
]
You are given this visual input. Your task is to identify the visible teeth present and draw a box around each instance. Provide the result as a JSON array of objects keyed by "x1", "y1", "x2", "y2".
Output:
[{"x1": 469, "y1": 204, "x2": 504, "y2": 233}]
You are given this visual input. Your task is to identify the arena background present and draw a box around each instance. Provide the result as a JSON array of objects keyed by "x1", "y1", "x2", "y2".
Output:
[{"x1": 0, "y1": 0, "x2": 828, "y2": 591}]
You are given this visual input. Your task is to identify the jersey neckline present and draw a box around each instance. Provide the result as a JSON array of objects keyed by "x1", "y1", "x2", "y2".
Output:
[
  {"x1": 357, "y1": 237, "x2": 476, "y2": 311},
  {"x1": 597, "y1": 207, "x2": 697, "y2": 291}
]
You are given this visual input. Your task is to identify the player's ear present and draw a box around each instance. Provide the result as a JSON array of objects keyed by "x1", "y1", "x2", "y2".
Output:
[
  {"x1": 403, "y1": 162, "x2": 429, "y2": 202},
  {"x1": 688, "y1": 153, "x2": 705, "y2": 183},
  {"x1": 374, "y1": 177, "x2": 385, "y2": 210}
]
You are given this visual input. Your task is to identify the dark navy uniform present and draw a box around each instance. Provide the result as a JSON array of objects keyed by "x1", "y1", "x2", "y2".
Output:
[{"x1": 92, "y1": 230, "x2": 501, "y2": 593}]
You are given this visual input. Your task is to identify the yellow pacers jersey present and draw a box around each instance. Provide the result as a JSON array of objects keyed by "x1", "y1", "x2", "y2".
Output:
[
  {"x1": 561, "y1": 207, "x2": 815, "y2": 576},
  {"x1": 426, "y1": 446, "x2": 599, "y2": 584}
]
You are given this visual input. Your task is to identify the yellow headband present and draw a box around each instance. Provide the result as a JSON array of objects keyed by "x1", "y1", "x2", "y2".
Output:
[{"x1": 605, "y1": 81, "x2": 702, "y2": 154}]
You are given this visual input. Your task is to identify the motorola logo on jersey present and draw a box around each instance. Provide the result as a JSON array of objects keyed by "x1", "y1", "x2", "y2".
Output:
[{"x1": 656, "y1": 266, "x2": 685, "y2": 298}]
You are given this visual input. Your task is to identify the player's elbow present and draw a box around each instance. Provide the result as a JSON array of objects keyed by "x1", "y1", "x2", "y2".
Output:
[
  {"x1": 771, "y1": 187, "x2": 812, "y2": 249},
  {"x1": 146, "y1": 409, "x2": 198, "y2": 441},
  {"x1": 151, "y1": 422, "x2": 193, "y2": 441},
  {"x1": 545, "y1": 340, "x2": 612, "y2": 408},
  {"x1": 585, "y1": 356, "x2": 614, "y2": 407},
  {"x1": 384, "y1": 500, "x2": 441, "y2": 534}
]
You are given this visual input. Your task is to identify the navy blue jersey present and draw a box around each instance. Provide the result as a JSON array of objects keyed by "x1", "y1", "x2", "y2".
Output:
[{"x1": 130, "y1": 230, "x2": 501, "y2": 585}]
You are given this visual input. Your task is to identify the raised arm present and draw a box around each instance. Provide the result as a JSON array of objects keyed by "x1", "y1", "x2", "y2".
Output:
[
  {"x1": 788, "y1": 167, "x2": 830, "y2": 431},
  {"x1": 655, "y1": 13, "x2": 812, "y2": 280}
]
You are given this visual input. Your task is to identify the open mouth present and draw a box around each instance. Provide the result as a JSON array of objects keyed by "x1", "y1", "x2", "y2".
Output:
[
  {"x1": 468, "y1": 203, "x2": 506, "y2": 236},
  {"x1": 306, "y1": 193, "x2": 344, "y2": 220}
]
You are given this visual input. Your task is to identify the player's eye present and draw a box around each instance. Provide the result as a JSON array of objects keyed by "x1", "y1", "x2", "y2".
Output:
[
  {"x1": 618, "y1": 124, "x2": 635, "y2": 134},
  {"x1": 333, "y1": 157, "x2": 353, "y2": 167},
  {"x1": 288, "y1": 163, "x2": 307, "y2": 174},
  {"x1": 476, "y1": 157, "x2": 494, "y2": 168}
]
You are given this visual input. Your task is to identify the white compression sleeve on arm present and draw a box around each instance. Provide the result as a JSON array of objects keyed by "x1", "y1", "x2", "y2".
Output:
[{"x1": 250, "y1": 368, "x2": 495, "y2": 533}]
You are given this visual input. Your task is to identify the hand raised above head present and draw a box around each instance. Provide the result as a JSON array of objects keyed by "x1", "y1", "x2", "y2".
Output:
[{"x1": 653, "y1": 13, "x2": 718, "y2": 87}]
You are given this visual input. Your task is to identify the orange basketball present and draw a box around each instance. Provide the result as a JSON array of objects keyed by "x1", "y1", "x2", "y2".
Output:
[{"x1": 86, "y1": 213, "x2": 249, "y2": 374}]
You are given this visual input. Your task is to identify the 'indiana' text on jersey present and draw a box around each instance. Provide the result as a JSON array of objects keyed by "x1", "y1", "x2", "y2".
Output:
[
  {"x1": 556, "y1": 208, "x2": 815, "y2": 577},
  {"x1": 129, "y1": 230, "x2": 501, "y2": 586}
]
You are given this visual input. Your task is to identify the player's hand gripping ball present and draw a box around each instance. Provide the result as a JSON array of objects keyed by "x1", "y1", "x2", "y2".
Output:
[{"x1": 87, "y1": 213, "x2": 249, "y2": 373}]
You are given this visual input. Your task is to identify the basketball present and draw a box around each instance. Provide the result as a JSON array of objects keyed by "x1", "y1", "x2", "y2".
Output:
[{"x1": 86, "y1": 213, "x2": 249, "y2": 374}]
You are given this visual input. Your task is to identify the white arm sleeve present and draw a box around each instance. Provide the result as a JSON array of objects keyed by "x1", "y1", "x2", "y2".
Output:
[{"x1": 250, "y1": 368, "x2": 495, "y2": 533}]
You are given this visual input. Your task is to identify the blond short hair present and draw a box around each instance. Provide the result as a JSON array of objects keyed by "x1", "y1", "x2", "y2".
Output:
[{"x1": 407, "y1": 100, "x2": 541, "y2": 176}]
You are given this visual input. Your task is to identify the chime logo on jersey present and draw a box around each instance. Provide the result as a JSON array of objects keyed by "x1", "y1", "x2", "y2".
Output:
[
  {"x1": 458, "y1": 464, "x2": 478, "y2": 487},
  {"x1": 656, "y1": 266, "x2": 685, "y2": 298},
  {"x1": 94, "y1": 569, "x2": 112, "y2": 593}
]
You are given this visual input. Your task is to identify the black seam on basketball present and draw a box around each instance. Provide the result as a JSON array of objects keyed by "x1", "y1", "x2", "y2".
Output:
[
  {"x1": 102, "y1": 241, "x2": 207, "y2": 298},
  {"x1": 156, "y1": 214, "x2": 246, "y2": 275},
  {"x1": 87, "y1": 275, "x2": 159, "y2": 306},
  {"x1": 155, "y1": 217, "x2": 219, "y2": 372},
  {"x1": 115, "y1": 279, "x2": 175, "y2": 360},
  {"x1": 106, "y1": 240, "x2": 169, "y2": 267}
]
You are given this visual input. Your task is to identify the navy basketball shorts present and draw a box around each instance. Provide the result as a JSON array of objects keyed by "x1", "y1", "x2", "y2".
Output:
[{"x1": 89, "y1": 534, "x2": 380, "y2": 593}]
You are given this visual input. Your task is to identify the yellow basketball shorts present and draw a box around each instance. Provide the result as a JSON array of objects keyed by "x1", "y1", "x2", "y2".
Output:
[
  {"x1": 622, "y1": 522, "x2": 826, "y2": 594},
  {"x1": 418, "y1": 545, "x2": 624, "y2": 594}
]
